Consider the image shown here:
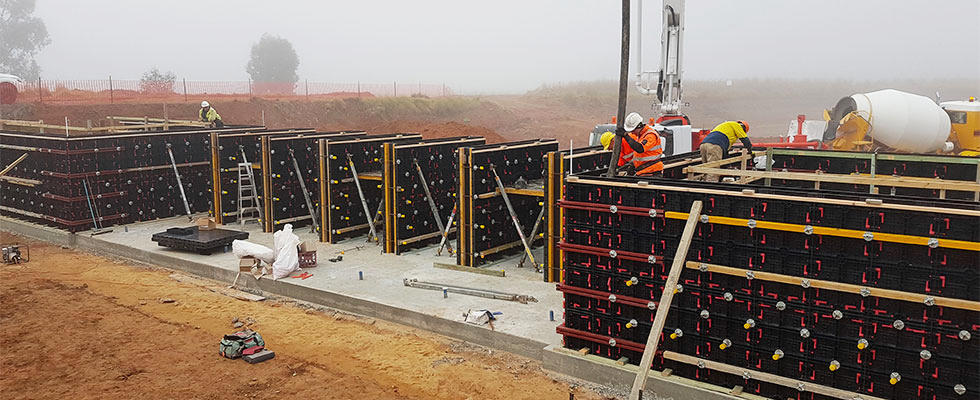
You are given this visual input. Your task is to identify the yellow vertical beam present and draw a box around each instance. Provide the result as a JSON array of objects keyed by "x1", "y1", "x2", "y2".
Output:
[
  {"x1": 261, "y1": 136, "x2": 273, "y2": 233},
  {"x1": 557, "y1": 151, "x2": 567, "y2": 284},
  {"x1": 383, "y1": 142, "x2": 396, "y2": 253},
  {"x1": 318, "y1": 139, "x2": 329, "y2": 242},
  {"x1": 210, "y1": 132, "x2": 222, "y2": 224},
  {"x1": 325, "y1": 141, "x2": 334, "y2": 243}
]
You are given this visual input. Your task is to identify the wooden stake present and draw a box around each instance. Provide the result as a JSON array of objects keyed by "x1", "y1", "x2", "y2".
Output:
[{"x1": 628, "y1": 200, "x2": 703, "y2": 400}]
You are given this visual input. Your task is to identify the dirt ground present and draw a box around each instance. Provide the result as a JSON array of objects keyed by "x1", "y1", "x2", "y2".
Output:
[{"x1": 0, "y1": 233, "x2": 613, "y2": 400}]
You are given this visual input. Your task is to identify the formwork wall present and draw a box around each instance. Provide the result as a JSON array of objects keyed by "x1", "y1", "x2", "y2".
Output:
[
  {"x1": 319, "y1": 133, "x2": 423, "y2": 243},
  {"x1": 456, "y1": 139, "x2": 557, "y2": 268},
  {"x1": 209, "y1": 129, "x2": 319, "y2": 225},
  {"x1": 382, "y1": 137, "x2": 486, "y2": 254},
  {"x1": 557, "y1": 176, "x2": 980, "y2": 399},
  {"x1": 0, "y1": 127, "x2": 256, "y2": 231}
]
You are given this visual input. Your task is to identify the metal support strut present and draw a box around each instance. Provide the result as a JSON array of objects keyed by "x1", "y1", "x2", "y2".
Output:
[
  {"x1": 490, "y1": 165, "x2": 540, "y2": 271},
  {"x1": 346, "y1": 153, "x2": 379, "y2": 243},
  {"x1": 289, "y1": 148, "x2": 320, "y2": 234},
  {"x1": 166, "y1": 143, "x2": 193, "y2": 220},
  {"x1": 414, "y1": 160, "x2": 452, "y2": 254}
]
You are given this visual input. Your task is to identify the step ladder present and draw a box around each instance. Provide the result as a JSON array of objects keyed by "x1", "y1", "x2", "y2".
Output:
[{"x1": 237, "y1": 161, "x2": 263, "y2": 226}]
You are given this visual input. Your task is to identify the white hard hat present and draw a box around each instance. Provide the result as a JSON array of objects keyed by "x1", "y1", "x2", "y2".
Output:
[
  {"x1": 201, "y1": 100, "x2": 210, "y2": 108},
  {"x1": 624, "y1": 112, "x2": 644, "y2": 131}
]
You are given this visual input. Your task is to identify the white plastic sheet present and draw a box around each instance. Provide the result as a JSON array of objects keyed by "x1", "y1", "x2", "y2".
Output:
[
  {"x1": 231, "y1": 240, "x2": 275, "y2": 264},
  {"x1": 271, "y1": 224, "x2": 301, "y2": 280}
]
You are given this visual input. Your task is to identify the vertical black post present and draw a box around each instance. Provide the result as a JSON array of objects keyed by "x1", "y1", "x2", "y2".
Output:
[
  {"x1": 605, "y1": 0, "x2": 630, "y2": 177},
  {"x1": 305, "y1": 79, "x2": 309, "y2": 100},
  {"x1": 248, "y1": 78, "x2": 252, "y2": 97},
  {"x1": 183, "y1": 78, "x2": 188, "y2": 101},
  {"x1": 37, "y1": 77, "x2": 42, "y2": 103},
  {"x1": 357, "y1": 81, "x2": 361, "y2": 98},
  {"x1": 109, "y1": 75, "x2": 114, "y2": 104}
]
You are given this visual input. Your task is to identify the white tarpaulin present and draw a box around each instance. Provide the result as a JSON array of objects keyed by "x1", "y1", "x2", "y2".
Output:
[
  {"x1": 231, "y1": 240, "x2": 275, "y2": 264},
  {"x1": 271, "y1": 224, "x2": 301, "y2": 280}
]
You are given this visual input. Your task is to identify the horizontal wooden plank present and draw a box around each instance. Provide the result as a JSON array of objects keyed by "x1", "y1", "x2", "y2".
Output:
[{"x1": 686, "y1": 166, "x2": 980, "y2": 192}]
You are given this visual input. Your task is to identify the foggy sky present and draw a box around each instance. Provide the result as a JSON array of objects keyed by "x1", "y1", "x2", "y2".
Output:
[{"x1": 33, "y1": 0, "x2": 980, "y2": 94}]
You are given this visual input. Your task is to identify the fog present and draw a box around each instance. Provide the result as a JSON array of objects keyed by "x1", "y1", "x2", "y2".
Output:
[{"x1": 33, "y1": 0, "x2": 980, "y2": 94}]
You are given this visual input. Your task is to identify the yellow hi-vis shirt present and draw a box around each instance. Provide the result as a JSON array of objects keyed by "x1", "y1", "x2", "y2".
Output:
[
  {"x1": 201, "y1": 107, "x2": 221, "y2": 122},
  {"x1": 710, "y1": 121, "x2": 748, "y2": 147}
]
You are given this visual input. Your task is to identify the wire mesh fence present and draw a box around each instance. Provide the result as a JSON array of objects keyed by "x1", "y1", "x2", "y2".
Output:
[{"x1": 7, "y1": 78, "x2": 454, "y2": 104}]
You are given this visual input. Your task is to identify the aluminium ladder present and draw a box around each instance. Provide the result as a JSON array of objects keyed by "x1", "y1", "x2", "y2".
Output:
[{"x1": 237, "y1": 151, "x2": 263, "y2": 225}]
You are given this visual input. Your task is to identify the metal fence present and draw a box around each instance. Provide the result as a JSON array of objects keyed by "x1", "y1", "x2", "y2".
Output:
[{"x1": 10, "y1": 78, "x2": 454, "y2": 104}]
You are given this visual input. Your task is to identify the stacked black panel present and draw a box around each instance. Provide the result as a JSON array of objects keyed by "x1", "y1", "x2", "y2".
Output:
[
  {"x1": 321, "y1": 133, "x2": 422, "y2": 243},
  {"x1": 559, "y1": 177, "x2": 979, "y2": 400},
  {"x1": 383, "y1": 137, "x2": 485, "y2": 254},
  {"x1": 457, "y1": 139, "x2": 558, "y2": 267}
]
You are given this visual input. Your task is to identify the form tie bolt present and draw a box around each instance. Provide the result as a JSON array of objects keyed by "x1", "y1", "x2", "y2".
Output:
[
  {"x1": 608, "y1": 294, "x2": 617, "y2": 302},
  {"x1": 720, "y1": 339, "x2": 732, "y2": 350},
  {"x1": 674, "y1": 284, "x2": 683, "y2": 294},
  {"x1": 801, "y1": 279, "x2": 811, "y2": 289},
  {"x1": 648, "y1": 209, "x2": 658, "y2": 218},
  {"x1": 924, "y1": 296, "x2": 936, "y2": 306},
  {"x1": 724, "y1": 292, "x2": 734, "y2": 302},
  {"x1": 608, "y1": 338, "x2": 617, "y2": 347},
  {"x1": 697, "y1": 360, "x2": 705, "y2": 369},
  {"x1": 700, "y1": 310, "x2": 710, "y2": 319},
  {"x1": 928, "y1": 238, "x2": 939, "y2": 248},
  {"x1": 747, "y1": 219, "x2": 757, "y2": 229},
  {"x1": 647, "y1": 302, "x2": 657, "y2": 310},
  {"x1": 698, "y1": 263, "x2": 708, "y2": 272},
  {"x1": 800, "y1": 328, "x2": 810, "y2": 338},
  {"x1": 889, "y1": 372, "x2": 901, "y2": 385},
  {"x1": 626, "y1": 277, "x2": 639, "y2": 287},
  {"x1": 857, "y1": 339, "x2": 869, "y2": 350},
  {"x1": 954, "y1": 384, "x2": 966, "y2": 395},
  {"x1": 772, "y1": 349, "x2": 784, "y2": 361},
  {"x1": 742, "y1": 371, "x2": 752, "y2": 380},
  {"x1": 803, "y1": 225, "x2": 814, "y2": 235},
  {"x1": 959, "y1": 330, "x2": 972, "y2": 341},
  {"x1": 608, "y1": 250, "x2": 618, "y2": 258},
  {"x1": 859, "y1": 287, "x2": 871, "y2": 297},
  {"x1": 626, "y1": 319, "x2": 638, "y2": 329},
  {"x1": 920, "y1": 350, "x2": 932, "y2": 360},
  {"x1": 647, "y1": 255, "x2": 657, "y2": 264},
  {"x1": 744, "y1": 319, "x2": 756, "y2": 329},
  {"x1": 775, "y1": 301, "x2": 786, "y2": 311},
  {"x1": 893, "y1": 320, "x2": 905, "y2": 330},
  {"x1": 746, "y1": 271, "x2": 755, "y2": 280},
  {"x1": 863, "y1": 231, "x2": 874, "y2": 241},
  {"x1": 670, "y1": 328, "x2": 683, "y2": 340},
  {"x1": 833, "y1": 310, "x2": 844, "y2": 320},
  {"x1": 829, "y1": 360, "x2": 840, "y2": 371},
  {"x1": 796, "y1": 383, "x2": 806, "y2": 392},
  {"x1": 609, "y1": 205, "x2": 618, "y2": 214},
  {"x1": 700, "y1": 214, "x2": 709, "y2": 223}
]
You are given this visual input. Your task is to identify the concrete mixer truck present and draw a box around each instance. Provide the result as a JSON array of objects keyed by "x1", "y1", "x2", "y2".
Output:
[
  {"x1": 822, "y1": 89, "x2": 980, "y2": 155},
  {"x1": 0, "y1": 73, "x2": 24, "y2": 105}
]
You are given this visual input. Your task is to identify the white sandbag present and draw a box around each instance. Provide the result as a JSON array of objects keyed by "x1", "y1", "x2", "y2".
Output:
[
  {"x1": 272, "y1": 224, "x2": 301, "y2": 280},
  {"x1": 231, "y1": 240, "x2": 275, "y2": 264}
]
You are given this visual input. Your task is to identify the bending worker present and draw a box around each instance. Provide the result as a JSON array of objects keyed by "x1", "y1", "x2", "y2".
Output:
[
  {"x1": 699, "y1": 120, "x2": 752, "y2": 182},
  {"x1": 200, "y1": 101, "x2": 224, "y2": 128},
  {"x1": 615, "y1": 112, "x2": 665, "y2": 177}
]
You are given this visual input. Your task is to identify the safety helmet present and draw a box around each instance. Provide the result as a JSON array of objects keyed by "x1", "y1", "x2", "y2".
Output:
[
  {"x1": 201, "y1": 100, "x2": 210, "y2": 108},
  {"x1": 737, "y1": 120, "x2": 749, "y2": 133},
  {"x1": 624, "y1": 112, "x2": 644, "y2": 131},
  {"x1": 600, "y1": 131, "x2": 615, "y2": 150}
]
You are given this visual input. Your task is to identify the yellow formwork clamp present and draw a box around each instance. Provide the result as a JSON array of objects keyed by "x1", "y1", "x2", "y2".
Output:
[
  {"x1": 719, "y1": 339, "x2": 732, "y2": 350},
  {"x1": 829, "y1": 360, "x2": 840, "y2": 371}
]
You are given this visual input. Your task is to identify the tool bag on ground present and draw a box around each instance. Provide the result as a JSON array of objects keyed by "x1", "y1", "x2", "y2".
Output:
[{"x1": 219, "y1": 330, "x2": 265, "y2": 359}]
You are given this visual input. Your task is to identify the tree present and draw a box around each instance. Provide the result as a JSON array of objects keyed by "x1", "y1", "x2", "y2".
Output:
[
  {"x1": 246, "y1": 34, "x2": 299, "y2": 94},
  {"x1": 139, "y1": 67, "x2": 177, "y2": 94},
  {"x1": 0, "y1": 0, "x2": 50, "y2": 79}
]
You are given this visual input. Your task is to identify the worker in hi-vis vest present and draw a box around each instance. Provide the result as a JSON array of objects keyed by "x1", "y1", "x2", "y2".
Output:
[
  {"x1": 699, "y1": 120, "x2": 753, "y2": 182},
  {"x1": 615, "y1": 112, "x2": 665, "y2": 177},
  {"x1": 200, "y1": 100, "x2": 224, "y2": 128}
]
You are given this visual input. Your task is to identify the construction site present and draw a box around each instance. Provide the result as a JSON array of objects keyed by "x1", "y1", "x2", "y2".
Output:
[{"x1": 2, "y1": 1, "x2": 979, "y2": 400}]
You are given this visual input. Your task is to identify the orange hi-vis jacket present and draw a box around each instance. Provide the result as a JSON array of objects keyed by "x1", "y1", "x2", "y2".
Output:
[{"x1": 617, "y1": 125, "x2": 664, "y2": 175}]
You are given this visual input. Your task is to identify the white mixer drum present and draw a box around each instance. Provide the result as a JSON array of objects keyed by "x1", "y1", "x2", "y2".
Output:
[{"x1": 848, "y1": 89, "x2": 951, "y2": 153}]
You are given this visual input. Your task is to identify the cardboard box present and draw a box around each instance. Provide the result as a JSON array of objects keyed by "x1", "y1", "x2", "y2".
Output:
[
  {"x1": 195, "y1": 217, "x2": 216, "y2": 231},
  {"x1": 239, "y1": 256, "x2": 259, "y2": 271},
  {"x1": 298, "y1": 241, "x2": 311, "y2": 252}
]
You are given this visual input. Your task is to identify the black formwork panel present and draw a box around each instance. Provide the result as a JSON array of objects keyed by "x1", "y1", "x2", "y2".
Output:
[
  {"x1": 264, "y1": 131, "x2": 365, "y2": 233},
  {"x1": 456, "y1": 139, "x2": 558, "y2": 267},
  {"x1": 209, "y1": 128, "x2": 325, "y2": 225},
  {"x1": 320, "y1": 133, "x2": 422, "y2": 243},
  {"x1": 383, "y1": 137, "x2": 485, "y2": 254},
  {"x1": 558, "y1": 176, "x2": 980, "y2": 400},
  {"x1": 1, "y1": 126, "x2": 257, "y2": 232},
  {"x1": 544, "y1": 147, "x2": 612, "y2": 282}
]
